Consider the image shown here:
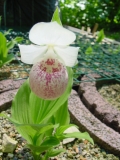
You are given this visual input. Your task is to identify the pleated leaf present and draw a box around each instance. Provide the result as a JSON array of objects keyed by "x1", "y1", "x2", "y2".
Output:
[
  {"x1": 28, "y1": 136, "x2": 60, "y2": 154},
  {"x1": 96, "y1": 29, "x2": 105, "y2": 43},
  {"x1": 0, "y1": 32, "x2": 8, "y2": 58},
  {"x1": 47, "y1": 148, "x2": 65, "y2": 157},
  {"x1": 11, "y1": 79, "x2": 31, "y2": 124},
  {"x1": 53, "y1": 100, "x2": 70, "y2": 126},
  {"x1": 10, "y1": 67, "x2": 73, "y2": 143}
]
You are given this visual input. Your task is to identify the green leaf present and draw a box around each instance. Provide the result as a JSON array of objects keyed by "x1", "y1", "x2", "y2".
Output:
[
  {"x1": 0, "y1": 32, "x2": 13, "y2": 67},
  {"x1": 7, "y1": 41, "x2": 15, "y2": 50},
  {"x1": 47, "y1": 148, "x2": 65, "y2": 157},
  {"x1": 51, "y1": 7, "x2": 62, "y2": 26},
  {"x1": 14, "y1": 36, "x2": 24, "y2": 43},
  {"x1": 85, "y1": 46, "x2": 93, "y2": 55},
  {"x1": 13, "y1": 123, "x2": 57, "y2": 146},
  {"x1": 10, "y1": 122, "x2": 57, "y2": 134},
  {"x1": 0, "y1": 32, "x2": 8, "y2": 58},
  {"x1": 55, "y1": 124, "x2": 78, "y2": 136},
  {"x1": 7, "y1": 37, "x2": 24, "y2": 50},
  {"x1": 0, "y1": 113, "x2": 7, "y2": 118},
  {"x1": 16, "y1": 125, "x2": 37, "y2": 144},
  {"x1": 62, "y1": 132, "x2": 94, "y2": 145},
  {"x1": 28, "y1": 144, "x2": 49, "y2": 154},
  {"x1": 0, "y1": 113, "x2": 34, "y2": 144},
  {"x1": 96, "y1": 29, "x2": 105, "y2": 43},
  {"x1": 53, "y1": 100, "x2": 70, "y2": 126},
  {"x1": 41, "y1": 136, "x2": 60, "y2": 147},
  {"x1": 11, "y1": 79, "x2": 31, "y2": 124},
  {"x1": 2, "y1": 53, "x2": 15, "y2": 65},
  {"x1": 4, "y1": 29, "x2": 13, "y2": 36},
  {"x1": 32, "y1": 124, "x2": 57, "y2": 133},
  {"x1": 28, "y1": 136, "x2": 60, "y2": 154}
]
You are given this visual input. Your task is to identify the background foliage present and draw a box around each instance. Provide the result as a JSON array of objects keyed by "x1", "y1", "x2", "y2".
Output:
[{"x1": 59, "y1": 0, "x2": 120, "y2": 32}]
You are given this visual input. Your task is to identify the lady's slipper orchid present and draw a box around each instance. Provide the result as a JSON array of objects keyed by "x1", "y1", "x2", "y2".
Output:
[{"x1": 18, "y1": 22, "x2": 79, "y2": 100}]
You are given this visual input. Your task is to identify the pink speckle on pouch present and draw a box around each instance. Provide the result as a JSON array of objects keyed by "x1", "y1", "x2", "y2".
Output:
[{"x1": 29, "y1": 58, "x2": 68, "y2": 100}]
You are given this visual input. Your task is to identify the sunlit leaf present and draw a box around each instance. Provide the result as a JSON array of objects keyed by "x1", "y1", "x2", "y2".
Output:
[
  {"x1": 40, "y1": 136, "x2": 60, "y2": 147},
  {"x1": 11, "y1": 79, "x2": 31, "y2": 124},
  {"x1": 0, "y1": 32, "x2": 18, "y2": 67},
  {"x1": 0, "y1": 32, "x2": 8, "y2": 58},
  {"x1": 61, "y1": 132, "x2": 94, "y2": 145},
  {"x1": 4, "y1": 29, "x2": 13, "y2": 36},
  {"x1": 28, "y1": 136, "x2": 60, "y2": 154},
  {"x1": 96, "y1": 29, "x2": 105, "y2": 43},
  {"x1": 53, "y1": 100, "x2": 70, "y2": 126},
  {"x1": 2, "y1": 53, "x2": 15, "y2": 65},
  {"x1": 85, "y1": 46, "x2": 93, "y2": 55},
  {"x1": 51, "y1": 7, "x2": 62, "y2": 26},
  {"x1": 47, "y1": 148, "x2": 65, "y2": 157},
  {"x1": 7, "y1": 37, "x2": 24, "y2": 50},
  {"x1": 56, "y1": 124, "x2": 78, "y2": 136}
]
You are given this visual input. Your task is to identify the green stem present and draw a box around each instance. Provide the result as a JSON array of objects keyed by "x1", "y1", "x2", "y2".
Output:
[
  {"x1": 32, "y1": 152, "x2": 40, "y2": 160},
  {"x1": 42, "y1": 154, "x2": 49, "y2": 160},
  {"x1": 32, "y1": 152, "x2": 49, "y2": 160}
]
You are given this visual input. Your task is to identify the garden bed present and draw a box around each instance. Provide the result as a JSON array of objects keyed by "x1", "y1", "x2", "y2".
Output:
[
  {"x1": 0, "y1": 28, "x2": 120, "y2": 159},
  {"x1": 0, "y1": 77, "x2": 120, "y2": 159}
]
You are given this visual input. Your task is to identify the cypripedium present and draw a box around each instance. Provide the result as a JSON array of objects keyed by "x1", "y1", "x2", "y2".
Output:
[{"x1": 18, "y1": 22, "x2": 79, "y2": 100}]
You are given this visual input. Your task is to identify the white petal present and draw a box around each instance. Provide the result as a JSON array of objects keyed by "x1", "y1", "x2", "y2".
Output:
[
  {"x1": 18, "y1": 44, "x2": 48, "y2": 64},
  {"x1": 54, "y1": 46, "x2": 79, "y2": 67},
  {"x1": 29, "y1": 22, "x2": 76, "y2": 46}
]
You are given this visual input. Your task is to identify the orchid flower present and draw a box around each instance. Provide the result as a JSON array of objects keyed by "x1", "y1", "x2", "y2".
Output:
[{"x1": 18, "y1": 22, "x2": 79, "y2": 100}]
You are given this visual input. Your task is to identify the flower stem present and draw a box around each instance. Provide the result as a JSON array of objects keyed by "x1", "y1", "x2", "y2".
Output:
[
  {"x1": 32, "y1": 152, "x2": 40, "y2": 160},
  {"x1": 32, "y1": 152, "x2": 49, "y2": 160}
]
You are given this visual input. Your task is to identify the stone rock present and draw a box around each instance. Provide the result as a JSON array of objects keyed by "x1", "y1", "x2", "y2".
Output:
[
  {"x1": 0, "y1": 79, "x2": 25, "y2": 93},
  {"x1": 2, "y1": 134, "x2": 17, "y2": 153},
  {"x1": 63, "y1": 126, "x2": 80, "y2": 144},
  {"x1": 0, "y1": 152, "x2": 3, "y2": 156},
  {"x1": 0, "y1": 79, "x2": 25, "y2": 112},
  {"x1": 8, "y1": 153, "x2": 14, "y2": 158},
  {"x1": 0, "y1": 89, "x2": 18, "y2": 112}
]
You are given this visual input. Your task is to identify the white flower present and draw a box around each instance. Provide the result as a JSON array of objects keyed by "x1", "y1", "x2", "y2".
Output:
[{"x1": 18, "y1": 22, "x2": 79, "y2": 100}]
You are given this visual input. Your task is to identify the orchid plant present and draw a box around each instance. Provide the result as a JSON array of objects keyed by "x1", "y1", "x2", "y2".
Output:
[
  {"x1": 0, "y1": 31, "x2": 24, "y2": 67},
  {"x1": 1, "y1": 8, "x2": 93, "y2": 160}
]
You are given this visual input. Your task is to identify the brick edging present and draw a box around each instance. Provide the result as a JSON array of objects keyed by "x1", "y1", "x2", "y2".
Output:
[
  {"x1": 69, "y1": 90, "x2": 120, "y2": 156},
  {"x1": 0, "y1": 79, "x2": 25, "y2": 93},
  {"x1": 79, "y1": 74, "x2": 120, "y2": 133},
  {"x1": 0, "y1": 79, "x2": 25, "y2": 112}
]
